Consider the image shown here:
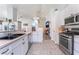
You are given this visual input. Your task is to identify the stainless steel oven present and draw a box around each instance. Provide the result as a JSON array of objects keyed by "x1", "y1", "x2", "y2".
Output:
[{"x1": 59, "y1": 33, "x2": 73, "y2": 55}]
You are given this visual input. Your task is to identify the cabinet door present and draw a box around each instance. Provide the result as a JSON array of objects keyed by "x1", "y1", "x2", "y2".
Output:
[
  {"x1": 11, "y1": 38, "x2": 24, "y2": 55},
  {"x1": 2, "y1": 50, "x2": 12, "y2": 55},
  {"x1": 74, "y1": 50, "x2": 79, "y2": 55},
  {"x1": 12, "y1": 43, "x2": 23, "y2": 55},
  {"x1": 13, "y1": 37, "x2": 28, "y2": 55},
  {"x1": 0, "y1": 49, "x2": 12, "y2": 55},
  {"x1": 0, "y1": 45, "x2": 12, "y2": 55},
  {"x1": 23, "y1": 36, "x2": 28, "y2": 54},
  {"x1": 28, "y1": 34, "x2": 32, "y2": 43}
]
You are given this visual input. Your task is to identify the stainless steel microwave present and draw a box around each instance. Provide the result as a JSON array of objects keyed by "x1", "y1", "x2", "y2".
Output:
[
  {"x1": 65, "y1": 16, "x2": 75, "y2": 24},
  {"x1": 76, "y1": 15, "x2": 79, "y2": 22},
  {"x1": 65, "y1": 14, "x2": 79, "y2": 25}
]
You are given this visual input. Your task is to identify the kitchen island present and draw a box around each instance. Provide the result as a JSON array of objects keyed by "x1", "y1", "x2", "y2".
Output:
[{"x1": 0, "y1": 31, "x2": 32, "y2": 55}]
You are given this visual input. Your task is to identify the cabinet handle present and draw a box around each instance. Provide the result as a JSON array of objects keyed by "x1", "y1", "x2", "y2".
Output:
[
  {"x1": 1, "y1": 49, "x2": 9, "y2": 54},
  {"x1": 22, "y1": 42, "x2": 25, "y2": 44},
  {"x1": 11, "y1": 52, "x2": 14, "y2": 55},
  {"x1": 23, "y1": 39, "x2": 24, "y2": 40}
]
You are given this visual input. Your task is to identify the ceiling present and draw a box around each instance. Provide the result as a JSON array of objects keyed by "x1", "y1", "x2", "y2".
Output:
[{"x1": 12, "y1": 4, "x2": 68, "y2": 19}]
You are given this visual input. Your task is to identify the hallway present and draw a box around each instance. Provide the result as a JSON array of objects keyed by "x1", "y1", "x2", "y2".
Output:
[{"x1": 27, "y1": 40, "x2": 64, "y2": 55}]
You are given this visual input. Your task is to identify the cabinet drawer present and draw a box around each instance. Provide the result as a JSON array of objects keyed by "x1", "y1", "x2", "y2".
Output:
[{"x1": 0, "y1": 46, "x2": 11, "y2": 55}]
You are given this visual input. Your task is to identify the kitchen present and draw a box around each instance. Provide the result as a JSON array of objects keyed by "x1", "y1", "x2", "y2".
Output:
[{"x1": 0, "y1": 4, "x2": 79, "y2": 55}]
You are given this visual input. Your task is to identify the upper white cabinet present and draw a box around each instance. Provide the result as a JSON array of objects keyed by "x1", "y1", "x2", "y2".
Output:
[
  {"x1": 14, "y1": 21, "x2": 22, "y2": 30},
  {"x1": 0, "y1": 5, "x2": 17, "y2": 21},
  {"x1": 0, "y1": 5, "x2": 7, "y2": 19},
  {"x1": 7, "y1": 7, "x2": 17, "y2": 21}
]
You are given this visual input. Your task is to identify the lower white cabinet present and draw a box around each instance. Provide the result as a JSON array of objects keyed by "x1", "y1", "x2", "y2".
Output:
[
  {"x1": 0, "y1": 35, "x2": 29, "y2": 55},
  {"x1": 74, "y1": 36, "x2": 79, "y2": 55},
  {"x1": 24, "y1": 36, "x2": 28, "y2": 54},
  {"x1": 12, "y1": 44, "x2": 23, "y2": 55},
  {"x1": 74, "y1": 50, "x2": 79, "y2": 55},
  {"x1": 12, "y1": 37, "x2": 28, "y2": 55},
  {"x1": 0, "y1": 46, "x2": 12, "y2": 55}
]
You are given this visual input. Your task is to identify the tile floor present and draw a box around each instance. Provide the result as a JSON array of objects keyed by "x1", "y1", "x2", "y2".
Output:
[{"x1": 27, "y1": 40, "x2": 64, "y2": 55}]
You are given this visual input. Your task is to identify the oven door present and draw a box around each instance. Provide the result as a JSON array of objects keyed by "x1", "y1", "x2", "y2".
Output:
[
  {"x1": 59, "y1": 35, "x2": 68, "y2": 49},
  {"x1": 59, "y1": 35, "x2": 72, "y2": 54}
]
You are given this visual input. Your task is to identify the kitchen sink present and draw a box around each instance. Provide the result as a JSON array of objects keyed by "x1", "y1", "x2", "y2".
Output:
[{"x1": 0, "y1": 34, "x2": 24, "y2": 40}]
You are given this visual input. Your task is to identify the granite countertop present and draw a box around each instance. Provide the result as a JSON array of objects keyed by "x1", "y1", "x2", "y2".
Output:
[
  {"x1": 0, "y1": 30, "x2": 26, "y2": 33},
  {"x1": 0, "y1": 31, "x2": 32, "y2": 49}
]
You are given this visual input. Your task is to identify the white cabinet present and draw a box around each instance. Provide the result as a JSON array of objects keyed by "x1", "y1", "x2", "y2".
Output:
[
  {"x1": 74, "y1": 36, "x2": 79, "y2": 55},
  {"x1": 0, "y1": 45, "x2": 12, "y2": 55},
  {"x1": 11, "y1": 37, "x2": 28, "y2": 55},
  {"x1": 32, "y1": 28, "x2": 43, "y2": 43},
  {"x1": 23, "y1": 36, "x2": 28, "y2": 54},
  {"x1": 0, "y1": 5, "x2": 17, "y2": 21},
  {"x1": 74, "y1": 42, "x2": 79, "y2": 55},
  {"x1": 7, "y1": 7, "x2": 17, "y2": 21},
  {"x1": 12, "y1": 39, "x2": 22, "y2": 55},
  {"x1": 28, "y1": 34, "x2": 32, "y2": 50},
  {"x1": 12, "y1": 43, "x2": 23, "y2": 55},
  {"x1": 74, "y1": 50, "x2": 79, "y2": 55},
  {"x1": 14, "y1": 21, "x2": 22, "y2": 30},
  {"x1": 0, "y1": 35, "x2": 29, "y2": 55},
  {"x1": 28, "y1": 34, "x2": 32, "y2": 43}
]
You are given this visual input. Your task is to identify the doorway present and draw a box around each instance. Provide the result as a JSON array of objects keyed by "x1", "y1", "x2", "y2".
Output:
[{"x1": 44, "y1": 21, "x2": 50, "y2": 40}]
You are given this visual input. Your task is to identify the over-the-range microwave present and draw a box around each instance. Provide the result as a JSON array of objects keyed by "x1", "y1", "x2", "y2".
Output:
[
  {"x1": 65, "y1": 14, "x2": 79, "y2": 25},
  {"x1": 65, "y1": 16, "x2": 75, "y2": 24}
]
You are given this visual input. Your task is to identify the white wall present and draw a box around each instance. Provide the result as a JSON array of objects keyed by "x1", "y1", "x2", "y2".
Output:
[
  {"x1": 46, "y1": 4, "x2": 79, "y2": 44},
  {"x1": 46, "y1": 10, "x2": 64, "y2": 44}
]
